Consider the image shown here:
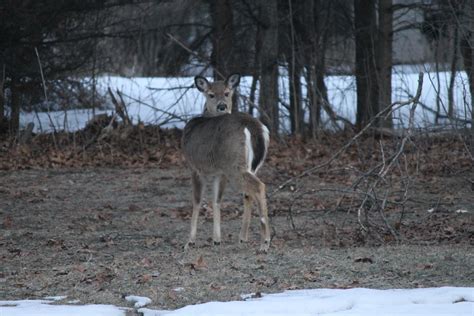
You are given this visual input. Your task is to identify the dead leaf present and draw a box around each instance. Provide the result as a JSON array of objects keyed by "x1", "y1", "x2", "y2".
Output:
[
  {"x1": 444, "y1": 226, "x2": 455, "y2": 235},
  {"x1": 97, "y1": 213, "x2": 113, "y2": 221},
  {"x1": 167, "y1": 290, "x2": 177, "y2": 301},
  {"x1": 354, "y1": 257, "x2": 374, "y2": 263},
  {"x1": 128, "y1": 204, "x2": 140, "y2": 212},
  {"x1": 190, "y1": 255, "x2": 208, "y2": 270},
  {"x1": 141, "y1": 258, "x2": 153, "y2": 268},
  {"x1": 46, "y1": 239, "x2": 64, "y2": 247},
  {"x1": 348, "y1": 280, "x2": 360, "y2": 287},
  {"x1": 3, "y1": 215, "x2": 12, "y2": 229},
  {"x1": 137, "y1": 274, "x2": 152, "y2": 284},
  {"x1": 210, "y1": 283, "x2": 226, "y2": 291},
  {"x1": 416, "y1": 263, "x2": 433, "y2": 270},
  {"x1": 303, "y1": 271, "x2": 320, "y2": 282}
]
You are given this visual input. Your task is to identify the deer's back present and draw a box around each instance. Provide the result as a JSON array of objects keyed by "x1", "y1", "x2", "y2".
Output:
[{"x1": 182, "y1": 112, "x2": 268, "y2": 177}]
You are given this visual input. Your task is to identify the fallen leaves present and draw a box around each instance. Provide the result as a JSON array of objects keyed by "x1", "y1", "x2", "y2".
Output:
[
  {"x1": 141, "y1": 257, "x2": 153, "y2": 268},
  {"x1": 354, "y1": 257, "x2": 374, "y2": 264},
  {"x1": 303, "y1": 270, "x2": 320, "y2": 282},
  {"x1": 46, "y1": 239, "x2": 65, "y2": 248},
  {"x1": 190, "y1": 255, "x2": 208, "y2": 271},
  {"x1": 416, "y1": 263, "x2": 434, "y2": 270},
  {"x1": 137, "y1": 274, "x2": 152, "y2": 284},
  {"x1": 0, "y1": 125, "x2": 184, "y2": 170},
  {"x1": 3, "y1": 215, "x2": 13, "y2": 229},
  {"x1": 209, "y1": 283, "x2": 226, "y2": 291},
  {"x1": 81, "y1": 268, "x2": 115, "y2": 286}
]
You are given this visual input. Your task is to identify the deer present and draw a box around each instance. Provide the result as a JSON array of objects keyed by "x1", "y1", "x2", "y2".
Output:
[{"x1": 181, "y1": 73, "x2": 271, "y2": 253}]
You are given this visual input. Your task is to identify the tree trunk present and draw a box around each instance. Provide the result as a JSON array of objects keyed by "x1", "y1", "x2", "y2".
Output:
[
  {"x1": 258, "y1": 0, "x2": 279, "y2": 134},
  {"x1": 10, "y1": 79, "x2": 20, "y2": 135},
  {"x1": 249, "y1": 22, "x2": 262, "y2": 116},
  {"x1": 376, "y1": 0, "x2": 393, "y2": 128},
  {"x1": 314, "y1": 0, "x2": 332, "y2": 131},
  {"x1": 288, "y1": 54, "x2": 302, "y2": 135},
  {"x1": 0, "y1": 78, "x2": 4, "y2": 124},
  {"x1": 458, "y1": 0, "x2": 474, "y2": 188},
  {"x1": 287, "y1": 0, "x2": 303, "y2": 135},
  {"x1": 301, "y1": 0, "x2": 319, "y2": 137},
  {"x1": 209, "y1": 0, "x2": 238, "y2": 112},
  {"x1": 434, "y1": 39, "x2": 442, "y2": 124},
  {"x1": 448, "y1": 22, "x2": 459, "y2": 119},
  {"x1": 459, "y1": 9, "x2": 474, "y2": 156},
  {"x1": 354, "y1": 0, "x2": 378, "y2": 129}
]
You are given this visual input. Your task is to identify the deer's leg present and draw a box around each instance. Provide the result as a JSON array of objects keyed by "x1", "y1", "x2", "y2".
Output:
[
  {"x1": 185, "y1": 171, "x2": 204, "y2": 249},
  {"x1": 211, "y1": 175, "x2": 226, "y2": 245},
  {"x1": 243, "y1": 172, "x2": 271, "y2": 252},
  {"x1": 239, "y1": 193, "x2": 252, "y2": 243}
]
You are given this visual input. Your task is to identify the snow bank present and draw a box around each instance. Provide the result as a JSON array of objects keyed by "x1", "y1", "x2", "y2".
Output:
[
  {"x1": 0, "y1": 299, "x2": 125, "y2": 316},
  {"x1": 1, "y1": 287, "x2": 473, "y2": 316},
  {"x1": 139, "y1": 287, "x2": 474, "y2": 316},
  {"x1": 19, "y1": 66, "x2": 473, "y2": 133}
]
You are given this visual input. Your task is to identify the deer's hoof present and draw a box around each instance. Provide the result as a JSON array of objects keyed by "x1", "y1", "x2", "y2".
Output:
[
  {"x1": 184, "y1": 241, "x2": 195, "y2": 250},
  {"x1": 213, "y1": 241, "x2": 221, "y2": 246},
  {"x1": 258, "y1": 241, "x2": 270, "y2": 254}
]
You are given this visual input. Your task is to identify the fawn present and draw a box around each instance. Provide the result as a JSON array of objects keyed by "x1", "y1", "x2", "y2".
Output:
[{"x1": 182, "y1": 73, "x2": 271, "y2": 252}]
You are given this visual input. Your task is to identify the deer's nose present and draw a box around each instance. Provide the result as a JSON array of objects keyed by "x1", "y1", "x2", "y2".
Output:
[{"x1": 217, "y1": 103, "x2": 227, "y2": 112}]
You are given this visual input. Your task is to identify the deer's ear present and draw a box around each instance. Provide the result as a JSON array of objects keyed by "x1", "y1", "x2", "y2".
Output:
[
  {"x1": 195, "y1": 76, "x2": 210, "y2": 92},
  {"x1": 225, "y1": 73, "x2": 240, "y2": 89}
]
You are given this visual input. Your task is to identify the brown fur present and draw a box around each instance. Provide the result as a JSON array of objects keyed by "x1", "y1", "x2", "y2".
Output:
[{"x1": 182, "y1": 74, "x2": 271, "y2": 252}]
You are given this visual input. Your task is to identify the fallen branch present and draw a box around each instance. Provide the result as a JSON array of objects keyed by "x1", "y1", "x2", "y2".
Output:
[{"x1": 108, "y1": 88, "x2": 132, "y2": 126}]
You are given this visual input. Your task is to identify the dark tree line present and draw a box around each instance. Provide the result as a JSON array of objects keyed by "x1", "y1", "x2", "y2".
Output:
[{"x1": 0, "y1": 0, "x2": 473, "y2": 145}]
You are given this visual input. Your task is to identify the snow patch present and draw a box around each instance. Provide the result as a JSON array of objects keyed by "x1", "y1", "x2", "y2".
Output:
[
  {"x1": 19, "y1": 68, "x2": 473, "y2": 134},
  {"x1": 143, "y1": 287, "x2": 474, "y2": 316},
  {"x1": 0, "y1": 299, "x2": 125, "y2": 316},
  {"x1": 125, "y1": 295, "x2": 152, "y2": 308},
  {"x1": 1, "y1": 287, "x2": 473, "y2": 316},
  {"x1": 43, "y1": 296, "x2": 67, "y2": 301}
]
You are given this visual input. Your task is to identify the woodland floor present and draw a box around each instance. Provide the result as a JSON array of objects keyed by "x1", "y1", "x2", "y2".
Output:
[{"x1": 0, "y1": 126, "x2": 473, "y2": 311}]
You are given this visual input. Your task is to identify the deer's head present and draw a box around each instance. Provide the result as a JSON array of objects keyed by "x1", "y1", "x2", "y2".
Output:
[{"x1": 194, "y1": 73, "x2": 240, "y2": 116}]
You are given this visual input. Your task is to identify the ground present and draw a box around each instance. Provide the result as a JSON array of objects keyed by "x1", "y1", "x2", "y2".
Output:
[{"x1": 0, "y1": 131, "x2": 473, "y2": 311}]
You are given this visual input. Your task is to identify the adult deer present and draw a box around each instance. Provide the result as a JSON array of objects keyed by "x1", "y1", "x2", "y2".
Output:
[{"x1": 182, "y1": 74, "x2": 271, "y2": 252}]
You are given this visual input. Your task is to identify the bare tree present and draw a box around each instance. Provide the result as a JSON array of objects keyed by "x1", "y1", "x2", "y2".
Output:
[
  {"x1": 285, "y1": 0, "x2": 303, "y2": 135},
  {"x1": 448, "y1": 4, "x2": 461, "y2": 119},
  {"x1": 0, "y1": 69, "x2": 5, "y2": 132},
  {"x1": 302, "y1": 0, "x2": 320, "y2": 137},
  {"x1": 0, "y1": 1, "x2": 116, "y2": 134},
  {"x1": 354, "y1": 0, "x2": 394, "y2": 130},
  {"x1": 354, "y1": 0, "x2": 378, "y2": 129},
  {"x1": 209, "y1": 0, "x2": 238, "y2": 112},
  {"x1": 377, "y1": 0, "x2": 394, "y2": 128},
  {"x1": 258, "y1": 0, "x2": 279, "y2": 133},
  {"x1": 459, "y1": 0, "x2": 474, "y2": 155}
]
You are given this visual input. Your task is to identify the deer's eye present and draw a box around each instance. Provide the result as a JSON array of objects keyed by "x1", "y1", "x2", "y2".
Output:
[
  {"x1": 208, "y1": 93, "x2": 215, "y2": 98},
  {"x1": 224, "y1": 92, "x2": 230, "y2": 97}
]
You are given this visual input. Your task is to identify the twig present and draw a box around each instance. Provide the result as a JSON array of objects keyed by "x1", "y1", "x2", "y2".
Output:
[
  {"x1": 35, "y1": 47, "x2": 57, "y2": 142},
  {"x1": 167, "y1": 33, "x2": 224, "y2": 79},
  {"x1": 108, "y1": 88, "x2": 131, "y2": 125},
  {"x1": 270, "y1": 73, "x2": 424, "y2": 196},
  {"x1": 118, "y1": 91, "x2": 188, "y2": 124}
]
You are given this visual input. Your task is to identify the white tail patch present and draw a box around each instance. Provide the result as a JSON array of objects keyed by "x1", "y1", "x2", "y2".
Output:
[
  {"x1": 261, "y1": 124, "x2": 270, "y2": 148},
  {"x1": 254, "y1": 123, "x2": 270, "y2": 173},
  {"x1": 244, "y1": 128, "x2": 254, "y2": 173}
]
